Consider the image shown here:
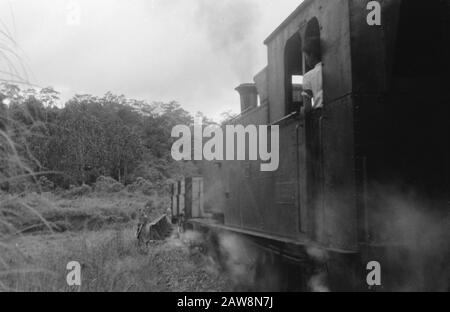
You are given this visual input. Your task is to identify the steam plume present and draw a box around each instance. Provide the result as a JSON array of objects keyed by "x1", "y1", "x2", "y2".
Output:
[{"x1": 195, "y1": 0, "x2": 261, "y2": 81}]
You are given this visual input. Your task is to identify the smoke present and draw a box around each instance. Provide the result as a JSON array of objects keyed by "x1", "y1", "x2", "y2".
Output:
[
  {"x1": 306, "y1": 246, "x2": 330, "y2": 292},
  {"x1": 367, "y1": 185, "x2": 450, "y2": 291},
  {"x1": 303, "y1": 184, "x2": 449, "y2": 292},
  {"x1": 308, "y1": 273, "x2": 329, "y2": 292},
  {"x1": 307, "y1": 246, "x2": 329, "y2": 263},
  {"x1": 195, "y1": 0, "x2": 261, "y2": 81},
  {"x1": 176, "y1": 228, "x2": 259, "y2": 289},
  {"x1": 217, "y1": 232, "x2": 258, "y2": 288}
]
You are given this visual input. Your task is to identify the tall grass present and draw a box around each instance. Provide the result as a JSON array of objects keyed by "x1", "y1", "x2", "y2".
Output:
[
  {"x1": 0, "y1": 124, "x2": 53, "y2": 291},
  {"x1": 0, "y1": 4, "x2": 30, "y2": 86},
  {"x1": 2, "y1": 228, "x2": 140, "y2": 292},
  {"x1": 0, "y1": 10, "x2": 47, "y2": 291}
]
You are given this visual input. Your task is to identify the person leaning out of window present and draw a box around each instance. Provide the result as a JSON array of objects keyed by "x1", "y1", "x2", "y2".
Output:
[{"x1": 301, "y1": 36, "x2": 323, "y2": 114}]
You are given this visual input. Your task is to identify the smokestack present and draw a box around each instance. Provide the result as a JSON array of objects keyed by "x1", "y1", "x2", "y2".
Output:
[{"x1": 235, "y1": 83, "x2": 258, "y2": 113}]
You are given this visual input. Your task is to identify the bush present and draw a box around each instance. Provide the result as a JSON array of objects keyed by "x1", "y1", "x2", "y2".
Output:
[
  {"x1": 126, "y1": 177, "x2": 155, "y2": 196},
  {"x1": 38, "y1": 176, "x2": 54, "y2": 192},
  {"x1": 158, "y1": 179, "x2": 174, "y2": 196},
  {"x1": 131, "y1": 163, "x2": 165, "y2": 184},
  {"x1": 94, "y1": 176, "x2": 124, "y2": 193},
  {"x1": 63, "y1": 184, "x2": 92, "y2": 199}
]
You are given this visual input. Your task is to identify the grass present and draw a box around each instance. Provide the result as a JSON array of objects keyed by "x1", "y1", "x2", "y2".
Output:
[
  {"x1": 0, "y1": 190, "x2": 231, "y2": 292},
  {"x1": 4, "y1": 228, "x2": 151, "y2": 292},
  {"x1": 2, "y1": 224, "x2": 231, "y2": 292},
  {"x1": 0, "y1": 191, "x2": 165, "y2": 235}
]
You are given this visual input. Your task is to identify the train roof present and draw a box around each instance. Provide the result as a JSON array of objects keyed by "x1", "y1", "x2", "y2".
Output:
[{"x1": 263, "y1": 0, "x2": 315, "y2": 45}]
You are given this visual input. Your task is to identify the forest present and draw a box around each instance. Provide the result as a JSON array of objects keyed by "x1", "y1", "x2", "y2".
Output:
[{"x1": 0, "y1": 82, "x2": 229, "y2": 193}]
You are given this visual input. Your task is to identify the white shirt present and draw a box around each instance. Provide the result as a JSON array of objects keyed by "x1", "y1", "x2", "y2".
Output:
[{"x1": 302, "y1": 62, "x2": 323, "y2": 109}]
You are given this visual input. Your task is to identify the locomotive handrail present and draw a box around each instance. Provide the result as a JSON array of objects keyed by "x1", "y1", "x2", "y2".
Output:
[{"x1": 270, "y1": 111, "x2": 302, "y2": 126}]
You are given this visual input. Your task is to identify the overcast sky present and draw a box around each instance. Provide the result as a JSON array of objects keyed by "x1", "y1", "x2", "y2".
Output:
[{"x1": 0, "y1": 0, "x2": 302, "y2": 120}]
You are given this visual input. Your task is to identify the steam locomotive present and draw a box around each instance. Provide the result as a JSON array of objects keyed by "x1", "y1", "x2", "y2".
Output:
[{"x1": 171, "y1": 0, "x2": 450, "y2": 291}]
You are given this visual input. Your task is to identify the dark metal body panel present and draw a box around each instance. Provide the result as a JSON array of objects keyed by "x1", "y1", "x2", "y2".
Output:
[
  {"x1": 320, "y1": 96, "x2": 357, "y2": 251},
  {"x1": 220, "y1": 106, "x2": 308, "y2": 240}
]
